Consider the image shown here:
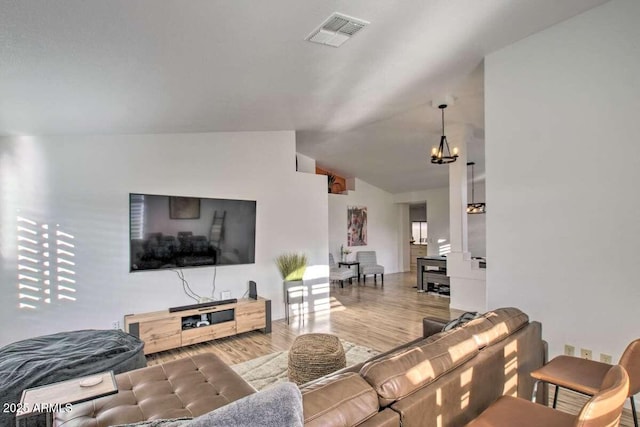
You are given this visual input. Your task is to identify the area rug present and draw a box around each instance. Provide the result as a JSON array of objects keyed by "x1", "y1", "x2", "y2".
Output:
[{"x1": 230, "y1": 340, "x2": 379, "y2": 391}]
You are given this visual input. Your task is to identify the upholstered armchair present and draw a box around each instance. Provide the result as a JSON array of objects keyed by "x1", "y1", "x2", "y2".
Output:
[
  {"x1": 466, "y1": 365, "x2": 629, "y2": 427},
  {"x1": 328, "y1": 253, "x2": 355, "y2": 288},
  {"x1": 356, "y1": 251, "x2": 384, "y2": 285},
  {"x1": 530, "y1": 338, "x2": 640, "y2": 426}
]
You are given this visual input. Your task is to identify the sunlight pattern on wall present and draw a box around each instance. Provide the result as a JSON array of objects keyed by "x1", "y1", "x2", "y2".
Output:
[
  {"x1": 438, "y1": 238, "x2": 451, "y2": 256},
  {"x1": 17, "y1": 216, "x2": 77, "y2": 309}
]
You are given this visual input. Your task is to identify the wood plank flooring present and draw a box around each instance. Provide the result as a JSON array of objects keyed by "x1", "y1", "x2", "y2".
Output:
[
  {"x1": 145, "y1": 271, "x2": 636, "y2": 426},
  {"x1": 146, "y1": 272, "x2": 460, "y2": 367}
]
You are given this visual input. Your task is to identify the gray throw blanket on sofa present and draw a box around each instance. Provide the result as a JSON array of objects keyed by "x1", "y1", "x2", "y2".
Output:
[{"x1": 0, "y1": 329, "x2": 145, "y2": 427}]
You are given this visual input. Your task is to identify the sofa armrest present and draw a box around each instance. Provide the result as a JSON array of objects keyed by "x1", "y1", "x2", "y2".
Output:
[{"x1": 423, "y1": 316, "x2": 447, "y2": 338}]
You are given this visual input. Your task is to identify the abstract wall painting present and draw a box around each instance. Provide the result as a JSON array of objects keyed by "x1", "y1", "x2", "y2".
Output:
[{"x1": 347, "y1": 206, "x2": 367, "y2": 246}]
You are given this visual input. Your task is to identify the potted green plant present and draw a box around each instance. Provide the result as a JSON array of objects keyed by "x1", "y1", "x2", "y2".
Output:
[
  {"x1": 327, "y1": 174, "x2": 336, "y2": 193},
  {"x1": 276, "y1": 252, "x2": 308, "y2": 324},
  {"x1": 275, "y1": 252, "x2": 307, "y2": 281}
]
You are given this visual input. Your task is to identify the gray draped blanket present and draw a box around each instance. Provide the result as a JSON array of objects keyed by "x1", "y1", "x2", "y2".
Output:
[{"x1": 0, "y1": 329, "x2": 145, "y2": 427}]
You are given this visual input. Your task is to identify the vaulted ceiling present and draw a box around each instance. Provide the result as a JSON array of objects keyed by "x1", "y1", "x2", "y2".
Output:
[{"x1": 0, "y1": 0, "x2": 610, "y2": 192}]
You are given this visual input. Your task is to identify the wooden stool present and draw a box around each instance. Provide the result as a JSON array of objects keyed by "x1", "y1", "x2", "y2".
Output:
[{"x1": 287, "y1": 333, "x2": 346, "y2": 385}]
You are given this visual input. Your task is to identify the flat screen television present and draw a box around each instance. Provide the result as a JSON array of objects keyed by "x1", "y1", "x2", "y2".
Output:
[{"x1": 129, "y1": 193, "x2": 256, "y2": 272}]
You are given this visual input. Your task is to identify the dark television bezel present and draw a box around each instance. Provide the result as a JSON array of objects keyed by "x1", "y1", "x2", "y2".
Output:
[{"x1": 128, "y1": 193, "x2": 256, "y2": 273}]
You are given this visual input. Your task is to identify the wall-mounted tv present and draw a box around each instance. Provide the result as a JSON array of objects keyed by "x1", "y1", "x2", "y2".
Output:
[{"x1": 129, "y1": 193, "x2": 256, "y2": 272}]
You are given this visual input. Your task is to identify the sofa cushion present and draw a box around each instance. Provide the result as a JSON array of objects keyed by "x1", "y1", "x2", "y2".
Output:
[
  {"x1": 301, "y1": 372, "x2": 379, "y2": 427},
  {"x1": 484, "y1": 307, "x2": 529, "y2": 333},
  {"x1": 459, "y1": 317, "x2": 496, "y2": 348},
  {"x1": 463, "y1": 307, "x2": 529, "y2": 349},
  {"x1": 357, "y1": 408, "x2": 400, "y2": 427},
  {"x1": 360, "y1": 328, "x2": 478, "y2": 407}
]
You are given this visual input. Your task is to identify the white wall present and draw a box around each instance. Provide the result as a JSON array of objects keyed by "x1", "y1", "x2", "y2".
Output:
[
  {"x1": 295, "y1": 152, "x2": 316, "y2": 174},
  {"x1": 395, "y1": 187, "x2": 450, "y2": 257},
  {"x1": 399, "y1": 204, "x2": 411, "y2": 271},
  {"x1": 0, "y1": 131, "x2": 328, "y2": 345},
  {"x1": 485, "y1": 0, "x2": 640, "y2": 360},
  {"x1": 328, "y1": 178, "x2": 400, "y2": 274}
]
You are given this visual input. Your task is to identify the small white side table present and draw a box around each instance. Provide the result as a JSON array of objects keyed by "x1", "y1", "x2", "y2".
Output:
[{"x1": 16, "y1": 371, "x2": 117, "y2": 427}]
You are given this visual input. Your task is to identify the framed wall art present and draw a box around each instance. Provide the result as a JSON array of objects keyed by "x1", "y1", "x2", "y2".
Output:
[
  {"x1": 169, "y1": 196, "x2": 200, "y2": 219},
  {"x1": 347, "y1": 206, "x2": 367, "y2": 246}
]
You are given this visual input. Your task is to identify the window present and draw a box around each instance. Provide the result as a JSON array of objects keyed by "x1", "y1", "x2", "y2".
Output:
[
  {"x1": 411, "y1": 221, "x2": 428, "y2": 244},
  {"x1": 130, "y1": 194, "x2": 145, "y2": 240}
]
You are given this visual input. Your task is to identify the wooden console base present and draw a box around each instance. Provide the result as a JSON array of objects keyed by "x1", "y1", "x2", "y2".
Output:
[{"x1": 125, "y1": 298, "x2": 271, "y2": 354}]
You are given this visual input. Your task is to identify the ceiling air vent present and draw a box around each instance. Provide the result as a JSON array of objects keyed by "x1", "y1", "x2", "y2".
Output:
[{"x1": 305, "y1": 13, "x2": 369, "y2": 48}]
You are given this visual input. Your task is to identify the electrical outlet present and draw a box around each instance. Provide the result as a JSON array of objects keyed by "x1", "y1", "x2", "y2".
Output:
[
  {"x1": 580, "y1": 348, "x2": 592, "y2": 360},
  {"x1": 564, "y1": 344, "x2": 575, "y2": 357},
  {"x1": 600, "y1": 353, "x2": 613, "y2": 364},
  {"x1": 221, "y1": 290, "x2": 231, "y2": 300},
  {"x1": 112, "y1": 320, "x2": 120, "y2": 330}
]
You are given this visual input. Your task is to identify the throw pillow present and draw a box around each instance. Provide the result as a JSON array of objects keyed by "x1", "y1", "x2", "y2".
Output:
[{"x1": 441, "y1": 311, "x2": 480, "y2": 332}]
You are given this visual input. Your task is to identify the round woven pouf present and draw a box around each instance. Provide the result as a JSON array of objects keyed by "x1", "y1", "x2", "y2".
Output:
[{"x1": 287, "y1": 333, "x2": 346, "y2": 385}]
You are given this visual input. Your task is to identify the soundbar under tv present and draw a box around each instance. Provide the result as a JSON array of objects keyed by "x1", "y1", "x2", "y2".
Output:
[{"x1": 169, "y1": 298, "x2": 239, "y2": 313}]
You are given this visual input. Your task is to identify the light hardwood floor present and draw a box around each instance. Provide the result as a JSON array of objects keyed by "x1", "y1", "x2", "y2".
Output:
[
  {"x1": 145, "y1": 271, "x2": 636, "y2": 426},
  {"x1": 146, "y1": 272, "x2": 461, "y2": 367}
]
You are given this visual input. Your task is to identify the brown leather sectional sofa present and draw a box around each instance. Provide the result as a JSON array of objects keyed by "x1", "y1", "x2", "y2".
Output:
[
  {"x1": 54, "y1": 307, "x2": 545, "y2": 427},
  {"x1": 300, "y1": 307, "x2": 545, "y2": 426}
]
